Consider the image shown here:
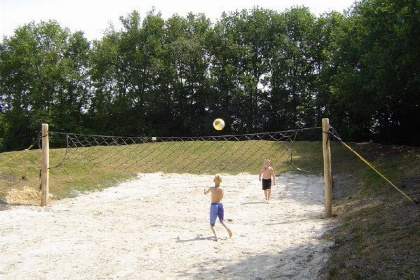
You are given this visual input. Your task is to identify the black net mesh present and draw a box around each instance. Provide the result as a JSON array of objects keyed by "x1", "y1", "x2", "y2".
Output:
[{"x1": 48, "y1": 128, "x2": 320, "y2": 174}]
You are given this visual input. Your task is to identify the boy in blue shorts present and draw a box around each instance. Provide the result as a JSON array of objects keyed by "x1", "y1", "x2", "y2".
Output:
[{"x1": 204, "y1": 174, "x2": 232, "y2": 241}]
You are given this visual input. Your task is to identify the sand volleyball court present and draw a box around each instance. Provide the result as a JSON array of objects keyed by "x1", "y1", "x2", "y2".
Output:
[{"x1": 0, "y1": 172, "x2": 332, "y2": 279}]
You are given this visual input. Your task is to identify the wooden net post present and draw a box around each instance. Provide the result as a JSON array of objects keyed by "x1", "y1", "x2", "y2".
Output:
[
  {"x1": 41, "y1": 123, "x2": 49, "y2": 206},
  {"x1": 322, "y1": 118, "x2": 332, "y2": 217}
]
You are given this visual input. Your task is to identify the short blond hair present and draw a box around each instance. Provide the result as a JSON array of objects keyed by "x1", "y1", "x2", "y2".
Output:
[{"x1": 214, "y1": 174, "x2": 222, "y2": 183}]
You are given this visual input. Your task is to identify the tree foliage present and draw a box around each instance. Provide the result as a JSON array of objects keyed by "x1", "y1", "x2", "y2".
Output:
[{"x1": 0, "y1": 0, "x2": 419, "y2": 151}]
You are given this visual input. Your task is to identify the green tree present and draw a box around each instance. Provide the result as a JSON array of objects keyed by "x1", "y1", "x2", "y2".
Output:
[
  {"x1": 324, "y1": 0, "x2": 419, "y2": 144},
  {"x1": 88, "y1": 30, "x2": 120, "y2": 134},
  {"x1": 353, "y1": 0, "x2": 420, "y2": 144},
  {"x1": 0, "y1": 21, "x2": 90, "y2": 150},
  {"x1": 315, "y1": 11, "x2": 355, "y2": 138},
  {"x1": 163, "y1": 13, "x2": 212, "y2": 136},
  {"x1": 268, "y1": 7, "x2": 319, "y2": 130},
  {"x1": 210, "y1": 8, "x2": 276, "y2": 133},
  {"x1": 52, "y1": 31, "x2": 91, "y2": 134}
]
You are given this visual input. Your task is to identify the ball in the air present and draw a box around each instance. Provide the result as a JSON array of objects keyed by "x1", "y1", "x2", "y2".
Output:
[{"x1": 213, "y1": 118, "x2": 225, "y2": 130}]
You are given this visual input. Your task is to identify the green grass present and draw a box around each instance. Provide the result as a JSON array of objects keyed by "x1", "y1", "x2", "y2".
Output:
[{"x1": 1, "y1": 141, "x2": 419, "y2": 279}]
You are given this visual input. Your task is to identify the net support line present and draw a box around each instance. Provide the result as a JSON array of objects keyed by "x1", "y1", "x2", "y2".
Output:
[{"x1": 329, "y1": 127, "x2": 416, "y2": 204}]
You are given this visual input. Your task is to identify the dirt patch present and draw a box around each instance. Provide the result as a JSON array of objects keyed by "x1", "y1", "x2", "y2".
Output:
[{"x1": 4, "y1": 186, "x2": 41, "y2": 206}]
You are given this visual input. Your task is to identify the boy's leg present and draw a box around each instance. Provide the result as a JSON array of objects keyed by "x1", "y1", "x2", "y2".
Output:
[
  {"x1": 220, "y1": 221, "x2": 232, "y2": 238},
  {"x1": 262, "y1": 181, "x2": 264, "y2": 200},
  {"x1": 210, "y1": 225, "x2": 218, "y2": 241},
  {"x1": 210, "y1": 204, "x2": 218, "y2": 241},
  {"x1": 262, "y1": 180, "x2": 271, "y2": 201},
  {"x1": 218, "y1": 204, "x2": 232, "y2": 238}
]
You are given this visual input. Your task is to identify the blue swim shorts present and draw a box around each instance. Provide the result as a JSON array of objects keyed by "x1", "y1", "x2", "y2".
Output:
[{"x1": 210, "y1": 203, "x2": 224, "y2": 226}]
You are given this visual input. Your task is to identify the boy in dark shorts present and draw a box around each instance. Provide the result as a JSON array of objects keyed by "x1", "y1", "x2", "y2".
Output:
[
  {"x1": 203, "y1": 174, "x2": 232, "y2": 241},
  {"x1": 259, "y1": 159, "x2": 276, "y2": 203}
]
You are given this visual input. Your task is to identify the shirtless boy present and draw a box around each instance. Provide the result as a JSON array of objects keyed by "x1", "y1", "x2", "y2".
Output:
[
  {"x1": 259, "y1": 159, "x2": 276, "y2": 203},
  {"x1": 203, "y1": 174, "x2": 232, "y2": 241}
]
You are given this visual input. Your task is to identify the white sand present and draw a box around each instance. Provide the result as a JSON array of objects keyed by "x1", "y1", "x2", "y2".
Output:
[{"x1": 0, "y1": 173, "x2": 333, "y2": 280}]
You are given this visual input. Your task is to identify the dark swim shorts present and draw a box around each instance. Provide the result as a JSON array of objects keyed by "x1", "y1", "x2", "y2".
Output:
[{"x1": 262, "y1": 179, "x2": 272, "y2": 190}]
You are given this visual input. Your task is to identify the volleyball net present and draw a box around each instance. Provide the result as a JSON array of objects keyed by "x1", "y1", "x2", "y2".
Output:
[{"x1": 48, "y1": 127, "x2": 322, "y2": 175}]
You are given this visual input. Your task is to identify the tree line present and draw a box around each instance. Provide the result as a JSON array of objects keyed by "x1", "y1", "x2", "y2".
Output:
[{"x1": 1, "y1": 0, "x2": 419, "y2": 151}]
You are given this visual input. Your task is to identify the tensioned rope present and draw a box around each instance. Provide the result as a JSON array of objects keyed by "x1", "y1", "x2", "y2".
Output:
[
  {"x1": 328, "y1": 126, "x2": 417, "y2": 204},
  {"x1": 0, "y1": 144, "x2": 35, "y2": 167},
  {"x1": 0, "y1": 141, "x2": 41, "y2": 191}
]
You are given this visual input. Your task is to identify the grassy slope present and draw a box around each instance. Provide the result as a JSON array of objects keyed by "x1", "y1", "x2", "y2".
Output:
[
  {"x1": 0, "y1": 141, "x2": 419, "y2": 279},
  {"x1": 320, "y1": 143, "x2": 420, "y2": 280}
]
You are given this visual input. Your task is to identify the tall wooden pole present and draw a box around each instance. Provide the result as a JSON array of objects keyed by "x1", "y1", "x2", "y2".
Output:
[
  {"x1": 322, "y1": 118, "x2": 332, "y2": 217},
  {"x1": 41, "y1": 123, "x2": 49, "y2": 206}
]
